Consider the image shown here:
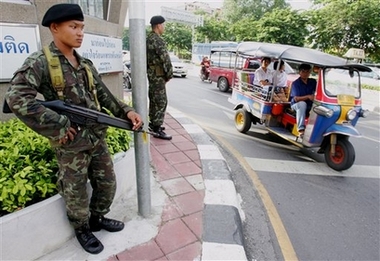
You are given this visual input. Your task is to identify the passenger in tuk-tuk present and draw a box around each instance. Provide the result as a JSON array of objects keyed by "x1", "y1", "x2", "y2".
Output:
[
  {"x1": 253, "y1": 57, "x2": 273, "y2": 86},
  {"x1": 290, "y1": 63, "x2": 317, "y2": 135},
  {"x1": 272, "y1": 60, "x2": 287, "y2": 93}
]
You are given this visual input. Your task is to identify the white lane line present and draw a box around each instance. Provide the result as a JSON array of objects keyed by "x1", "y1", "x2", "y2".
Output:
[
  {"x1": 245, "y1": 157, "x2": 380, "y2": 178},
  {"x1": 201, "y1": 98, "x2": 233, "y2": 111}
]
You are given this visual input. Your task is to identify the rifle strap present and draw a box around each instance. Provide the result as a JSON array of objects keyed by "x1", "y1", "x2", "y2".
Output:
[
  {"x1": 43, "y1": 46, "x2": 65, "y2": 100},
  {"x1": 43, "y1": 46, "x2": 100, "y2": 111}
]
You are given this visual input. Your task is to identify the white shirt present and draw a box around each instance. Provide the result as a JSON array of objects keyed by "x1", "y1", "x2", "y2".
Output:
[
  {"x1": 253, "y1": 67, "x2": 273, "y2": 86},
  {"x1": 273, "y1": 70, "x2": 287, "y2": 87}
]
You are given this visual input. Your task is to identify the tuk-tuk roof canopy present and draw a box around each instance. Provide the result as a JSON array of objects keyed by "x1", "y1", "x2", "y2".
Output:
[{"x1": 236, "y1": 42, "x2": 371, "y2": 72}]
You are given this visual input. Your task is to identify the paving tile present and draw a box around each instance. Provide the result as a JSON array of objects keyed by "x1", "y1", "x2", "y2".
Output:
[
  {"x1": 173, "y1": 141, "x2": 197, "y2": 151},
  {"x1": 167, "y1": 122, "x2": 183, "y2": 130},
  {"x1": 183, "y1": 149, "x2": 200, "y2": 162},
  {"x1": 155, "y1": 219, "x2": 197, "y2": 254},
  {"x1": 164, "y1": 151, "x2": 191, "y2": 165},
  {"x1": 185, "y1": 174, "x2": 205, "y2": 191},
  {"x1": 175, "y1": 127, "x2": 189, "y2": 135},
  {"x1": 173, "y1": 161, "x2": 202, "y2": 177},
  {"x1": 106, "y1": 255, "x2": 119, "y2": 261},
  {"x1": 166, "y1": 241, "x2": 202, "y2": 261},
  {"x1": 116, "y1": 239, "x2": 164, "y2": 261},
  {"x1": 172, "y1": 190, "x2": 204, "y2": 215},
  {"x1": 171, "y1": 135, "x2": 190, "y2": 143},
  {"x1": 182, "y1": 211, "x2": 203, "y2": 240},
  {"x1": 160, "y1": 177, "x2": 195, "y2": 196},
  {"x1": 161, "y1": 198, "x2": 183, "y2": 222},
  {"x1": 150, "y1": 146, "x2": 180, "y2": 181},
  {"x1": 193, "y1": 159, "x2": 202, "y2": 168},
  {"x1": 182, "y1": 134, "x2": 193, "y2": 141},
  {"x1": 155, "y1": 143, "x2": 180, "y2": 154}
]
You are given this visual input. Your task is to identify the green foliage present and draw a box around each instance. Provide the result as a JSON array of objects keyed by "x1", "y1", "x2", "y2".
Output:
[
  {"x1": 0, "y1": 119, "x2": 57, "y2": 214},
  {"x1": 222, "y1": 0, "x2": 289, "y2": 23},
  {"x1": 195, "y1": 16, "x2": 235, "y2": 42},
  {"x1": 122, "y1": 28, "x2": 130, "y2": 50},
  {"x1": 308, "y1": 0, "x2": 380, "y2": 61},
  {"x1": 162, "y1": 22, "x2": 193, "y2": 56},
  {"x1": 121, "y1": 0, "x2": 380, "y2": 63},
  {"x1": 0, "y1": 119, "x2": 131, "y2": 216}
]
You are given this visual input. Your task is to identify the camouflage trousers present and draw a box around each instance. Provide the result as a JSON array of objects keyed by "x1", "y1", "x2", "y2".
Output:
[
  {"x1": 148, "y1": 77, "x2": 168, "y2": 127},
  {"x1": 55, "y1": 139, "x2": 116, "y2": 229}
]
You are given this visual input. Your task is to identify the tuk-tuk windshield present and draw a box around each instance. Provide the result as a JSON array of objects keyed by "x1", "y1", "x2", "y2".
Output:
[{"x1": 324, "y1": 68, "x2": 360, "y2": 98}]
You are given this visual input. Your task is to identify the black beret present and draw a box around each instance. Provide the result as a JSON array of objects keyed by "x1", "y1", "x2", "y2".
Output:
[
  {"x1": 150, "y1": 15, "x2": 165, "y2": 25},
  {"x1": 42, "y1": 4, "x2": 84, "y2": 27}
]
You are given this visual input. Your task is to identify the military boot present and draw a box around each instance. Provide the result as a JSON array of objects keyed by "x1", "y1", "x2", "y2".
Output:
[
  {"x1": 149, "y1": 122, "x2": 165, "y2": 131},
  {"x1": 75, "y1": 224, "x2": 104, "y2": 254},
  {"x1": 89, "y1": 214, "x2": 125, "y2": 232},
  {"x1": 152, "y1": 126, "x2": 172, "y2": 140}
]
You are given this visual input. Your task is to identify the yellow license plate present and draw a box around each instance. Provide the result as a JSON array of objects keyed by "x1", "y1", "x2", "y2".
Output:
[{"x1": 337, "y1": 95, "x2": 355, "y2": 105}]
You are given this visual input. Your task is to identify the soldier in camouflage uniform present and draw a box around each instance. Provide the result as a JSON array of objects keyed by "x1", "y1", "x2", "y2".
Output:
[
  {"x1": 5, "y1": 3, "x2": 142, "y2": 255},
  {"x1": 146, "y1": 15, "x2": 173, "y2": 140}
]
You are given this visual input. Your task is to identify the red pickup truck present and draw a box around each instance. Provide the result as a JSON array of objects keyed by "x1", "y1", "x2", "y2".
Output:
[{"x1": 209, "y1": 48, "x2": 296, "y2": 92}]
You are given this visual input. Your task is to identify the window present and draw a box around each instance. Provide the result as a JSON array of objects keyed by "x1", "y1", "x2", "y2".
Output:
[{"x1": 70, "y1": 0, "x2": 107, "y2": 20}]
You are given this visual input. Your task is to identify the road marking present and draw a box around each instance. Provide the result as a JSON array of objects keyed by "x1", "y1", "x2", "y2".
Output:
[
  {"x1": 204, "y1": 126, "x2": 299, "y2": 261},
  {"x1": 201, "y1": 98, "x2": 232, "y2": 111},
  {"x1": 245, "y1": 158, "x2": 380, "y2": 178}
]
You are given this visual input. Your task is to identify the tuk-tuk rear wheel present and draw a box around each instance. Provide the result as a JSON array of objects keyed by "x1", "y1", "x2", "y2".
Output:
[
  {"x1": 235, "y1": 108, "x2": 251, "y2": 133},
  {"x1": 324, "y1": 139, "x2": 355, "y2": 171}
]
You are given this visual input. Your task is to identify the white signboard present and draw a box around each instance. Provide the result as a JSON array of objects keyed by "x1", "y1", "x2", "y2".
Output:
[
  {"x1": 0, "y1": 23, "x2": 41, "y2": 82},
  {"x1": 161, "y1": 6, "x2": 203, "y2": 26},
  {"x1": 77, "y1": 33, "x2": 123, "y2": 74}
]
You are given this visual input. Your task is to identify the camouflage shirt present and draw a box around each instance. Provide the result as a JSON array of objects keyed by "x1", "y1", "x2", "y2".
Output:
[
  {"x1": 146, "y1": 31, "x2": 173, "y2": 81},
  {"x1": 5, "y1": 42, "x2": 134, "y2": 149}
]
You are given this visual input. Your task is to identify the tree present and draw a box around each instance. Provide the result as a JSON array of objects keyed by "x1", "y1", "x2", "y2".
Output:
[
  {"x1": 161, "y1": 22, "x2": 193, "y2": 58},
  {"x1": 254, "y1": 8, "x2": 308, "y2": 46},
  {"x1": 122, "y1": 28, "x2": 130, "y2": 50},
  {"x1": 230, "y1": 8, "x2": 308, "y2": 46},
  {"x1": 222, "y1": 0, "x2": 289, "y2": 23},
  {"x1": 194, "y1": 15, "x2": 235, "y2": 42},
  {"x1": 308, "y1": 0, "x2": 380, "y2": 61}
]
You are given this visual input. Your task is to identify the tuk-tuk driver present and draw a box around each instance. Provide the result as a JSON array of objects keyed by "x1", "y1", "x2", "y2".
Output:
[{"x1": 290, "y1": 63, "x2": 317, "y2": 135}]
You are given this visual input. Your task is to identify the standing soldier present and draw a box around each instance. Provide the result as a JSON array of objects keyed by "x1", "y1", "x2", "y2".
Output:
[
  {"x1": 5, "y1": 3, "x2": 142, "y2": 255},
  {"x1": 146, "y1": 15, "x2": 173, "y2": 140}
]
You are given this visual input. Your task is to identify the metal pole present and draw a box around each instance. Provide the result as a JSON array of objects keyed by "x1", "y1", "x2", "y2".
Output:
[{"x1": 129, "y1": 0, "x2": 151, "y2": 217}]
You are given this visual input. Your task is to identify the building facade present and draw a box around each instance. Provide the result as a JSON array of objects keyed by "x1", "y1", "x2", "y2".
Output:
[{"x1": 0, "y1": 0, "x2": 129, "y2": 121}]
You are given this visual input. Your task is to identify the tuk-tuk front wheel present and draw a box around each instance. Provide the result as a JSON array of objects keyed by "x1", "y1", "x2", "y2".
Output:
[
  {"x1": 324, "y1": 139, "x2": 355, "y2": 171},
  {"x1": 235, "y1": 108, "x2": 251, "y2": 133}
]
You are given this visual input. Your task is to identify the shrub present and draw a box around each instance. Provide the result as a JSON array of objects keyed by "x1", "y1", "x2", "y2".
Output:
[{"x1": 0, "y1": 118, "x2": 132, "y2": 216}]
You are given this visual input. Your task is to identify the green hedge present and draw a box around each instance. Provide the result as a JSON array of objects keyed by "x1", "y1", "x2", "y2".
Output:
[{"x1": 0, "y1": 118, "x2": 132, "y2": 216}]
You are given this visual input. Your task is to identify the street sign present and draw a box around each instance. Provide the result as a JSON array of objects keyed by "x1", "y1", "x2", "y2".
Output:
[{"x1": 161, "y1": 6, "x2": 203, "y2": 26}]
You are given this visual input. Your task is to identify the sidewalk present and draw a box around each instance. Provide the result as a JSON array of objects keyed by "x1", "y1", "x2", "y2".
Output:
[{"x1": 107, "y1": 107, "x2": 246, "y2": 260}]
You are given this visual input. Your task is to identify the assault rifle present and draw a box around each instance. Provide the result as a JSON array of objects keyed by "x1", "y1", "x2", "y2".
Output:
[{"x1": 3, "y1": 99, "x2": 150, "y2": 134}]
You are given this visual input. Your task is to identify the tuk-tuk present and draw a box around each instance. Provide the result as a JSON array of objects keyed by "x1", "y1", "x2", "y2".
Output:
[{"x1": 228, "y1": 42, "x2": 371, "y2": 171}]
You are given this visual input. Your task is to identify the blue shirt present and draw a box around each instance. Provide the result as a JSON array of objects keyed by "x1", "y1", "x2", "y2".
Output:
[{"x1": 290, "y1": 77, "x2": 317, "y2": 109}]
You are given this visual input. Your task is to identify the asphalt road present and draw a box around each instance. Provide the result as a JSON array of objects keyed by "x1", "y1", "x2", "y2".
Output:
[{"x1": 166, "y1": 74, "x2": 380, "y2": 261}]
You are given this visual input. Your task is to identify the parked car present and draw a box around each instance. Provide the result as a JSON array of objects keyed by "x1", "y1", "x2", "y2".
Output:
[
  {"x1": 170, "y1": 55, "x2": 188, "y2": 78},
  {"x1": 360, "y1": 66, "x2": 380, "y2": 86}
]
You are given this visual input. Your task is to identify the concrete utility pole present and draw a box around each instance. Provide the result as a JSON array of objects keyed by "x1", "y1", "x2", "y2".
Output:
[{"x1": 128, "y1": 0, "x2": 151, "y2": 217}]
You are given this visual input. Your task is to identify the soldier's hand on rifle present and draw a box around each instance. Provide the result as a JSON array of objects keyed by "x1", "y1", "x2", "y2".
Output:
[
  {"x1": 59, "y1": 127, "x2": 77, "y2": 145},
  {"x1": 126, "y1": 111, "x2": 143, "y2": 131}
]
